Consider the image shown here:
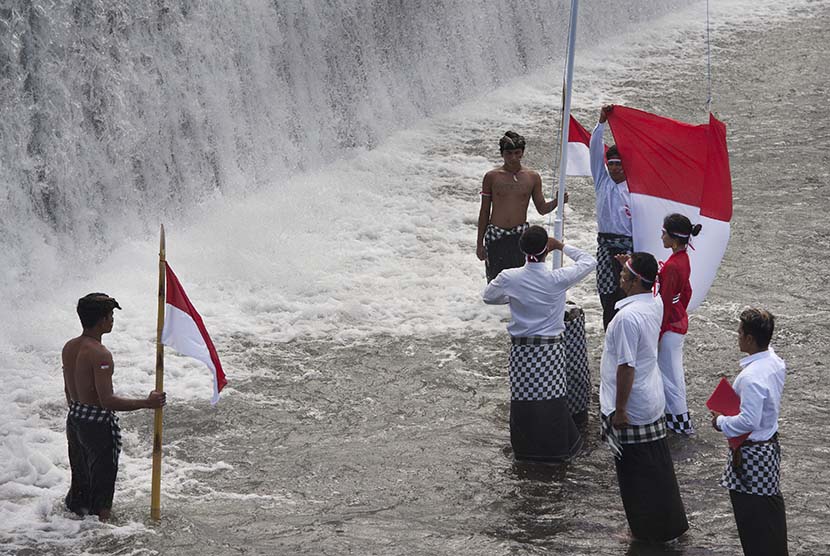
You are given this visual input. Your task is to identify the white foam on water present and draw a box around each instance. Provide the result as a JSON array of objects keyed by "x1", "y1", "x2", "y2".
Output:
[{"x1": 0, "y1": 0, "x2": 817, "y2": 551}]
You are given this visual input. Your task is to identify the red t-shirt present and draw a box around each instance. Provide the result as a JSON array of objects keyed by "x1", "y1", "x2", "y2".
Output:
[{"x1": 658, "y1": 249, "x2": 692, "y2": 336}]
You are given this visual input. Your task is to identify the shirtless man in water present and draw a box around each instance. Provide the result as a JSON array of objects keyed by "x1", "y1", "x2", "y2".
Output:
[
  {"x1": 63, "y1": 293, "x2": 165, "y2": 521},
  {"x1": 476, "y1": 131, "x2": 565, "y2": 282}
]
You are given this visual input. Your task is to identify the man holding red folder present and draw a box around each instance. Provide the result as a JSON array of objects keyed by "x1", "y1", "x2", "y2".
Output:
[{"x1": 710, "y1": 308, "x2": 789, "y2": 556}]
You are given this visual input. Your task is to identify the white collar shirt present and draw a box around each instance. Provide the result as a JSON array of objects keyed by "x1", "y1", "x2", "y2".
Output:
[
  {"x1": 599, "y1": 292, "x2": 665, "y2": 424},
  {"x1": 590, "y1": 122, "x2": 632, "y2": 236},
  {"x1": 482, "y1": 245, "x2": 596, "y2": 337},
  {"x1": 716, "y1": 348, "x2": 786, "y2": 442}
]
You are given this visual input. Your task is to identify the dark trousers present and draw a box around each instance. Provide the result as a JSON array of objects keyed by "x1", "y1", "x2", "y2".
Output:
[
  {"x1": 485, "y1": 233, "x2": 525, "y2": 282},
  {"x1": 615, "y1": 438, "x2": 689, "y2": 542},
  {"x1": 65, "y1": 416, "x2": 118, "y2": 516},
  {"x1": 510, "y1": 399, "x2": 582, "y2": 462},
  {"x1": 730, "y1": 490, "x2": 789, "y2": 556}
]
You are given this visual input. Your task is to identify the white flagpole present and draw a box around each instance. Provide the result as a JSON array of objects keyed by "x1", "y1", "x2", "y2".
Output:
[{"x1": 552, "y1": 0, "x2": 579, "y2": 269}]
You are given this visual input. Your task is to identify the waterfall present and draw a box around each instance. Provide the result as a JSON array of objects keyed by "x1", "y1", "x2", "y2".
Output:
[{"x1": 0, "y1": 0, "x2": 693, "y2": 298}]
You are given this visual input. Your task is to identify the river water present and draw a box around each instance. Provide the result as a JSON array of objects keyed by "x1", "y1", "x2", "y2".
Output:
[{"x1": 1, "y1": 1, "x2": 829, "y2": 555}]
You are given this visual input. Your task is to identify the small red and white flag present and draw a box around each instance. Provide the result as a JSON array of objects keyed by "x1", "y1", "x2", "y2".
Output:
[
  {"x1": 565, "y1": 115, "x2": 593, "y2": 177},
  {"x1": 607, "y1": 106, "x2": 732, "y2": 311},
  {"x1": 161, "y1": 262, "x2": 227, "y2": 404}
]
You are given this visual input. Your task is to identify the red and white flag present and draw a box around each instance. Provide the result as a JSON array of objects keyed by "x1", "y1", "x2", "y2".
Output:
[
  {"x1": 565, "y1": 115, "x2": 593, "y2": 176},
  {"x1": 607, "y1": 106, "x2": 732, "y2": 311},
  {"x1": 161, "y1": 262, "x2": 227, "y2": 404}
]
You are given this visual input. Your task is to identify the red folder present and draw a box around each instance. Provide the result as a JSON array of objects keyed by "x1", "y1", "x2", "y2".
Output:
[{"x1": 706, "y1": 377, "x2": 750, "y2": 449}]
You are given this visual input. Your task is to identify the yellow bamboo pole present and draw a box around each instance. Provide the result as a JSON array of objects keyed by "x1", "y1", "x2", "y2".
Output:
[{"x1": 150, "y1": 224, "x2": 166, "y2": 521}]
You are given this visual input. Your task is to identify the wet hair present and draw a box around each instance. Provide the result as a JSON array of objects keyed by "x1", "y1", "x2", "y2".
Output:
[
  {"x1": 499, "y1": 130, "x2": 526, "y2": 153},
  {"x1": 663, "y1": 213, "x2": 702, "y2": 244},
  {"x1": 626, "y1": 252, "x2": 658, "y2": 289},
  {"x1": 519, "y1": 225, "x2": 548, "y2": 259},
  {"x1": 739, "y1": 308, "x2": 775, "y2": 350},
  {"x1": 606, "y1": 145, "x2": 620, "y2": 160},
  {"x1": 77, "y1": 293, "x2": 122, "y2": 329}
]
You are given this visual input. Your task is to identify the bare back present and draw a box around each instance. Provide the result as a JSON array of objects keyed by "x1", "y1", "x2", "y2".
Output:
[
  {"x1": 62, "y1": 336, "x2": 113, "y2": 406},
  {"x1": 482, "y1": 167, "x2": 543, "y2": 229}
]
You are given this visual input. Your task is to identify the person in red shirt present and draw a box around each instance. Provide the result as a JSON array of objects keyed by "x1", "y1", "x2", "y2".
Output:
[{"x1": 657, "y1": 214, "x2": 701, "y2": 435}]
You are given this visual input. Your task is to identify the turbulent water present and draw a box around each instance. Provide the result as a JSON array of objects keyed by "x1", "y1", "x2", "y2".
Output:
[{"x1": 2, "y1": 0, "x2": 829, "y2": 555}]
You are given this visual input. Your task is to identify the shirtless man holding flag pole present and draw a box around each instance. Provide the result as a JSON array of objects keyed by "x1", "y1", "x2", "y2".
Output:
[{"x1": 476, "y1": 131, "x2": 566, "y2": 282}]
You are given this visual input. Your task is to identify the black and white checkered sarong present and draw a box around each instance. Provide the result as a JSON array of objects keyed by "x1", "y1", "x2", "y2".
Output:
[
  {"x1": 68, "y1": 401, "x2": 122, "y2": 465},
  {"x1": 601, "y1": 413, "x2": 667, "y2": 458},
  {"x1": 564, "y1": 306, "x2": 590, "y2": 415},
  {"x1": 484, "y1": 222, "x2": 529, "y2": 251},
  {"x1": 720, "y1": 437, "x2": 781, "y2": 496},
  {"x1": 666, "y1": 412, "x2": 695, "y2": 434},
  {"x1": 596, "y1": 234, "x2": 633, "y2": 295},
  {"x1": 509, "y1": 336, "x2": 566, "y2": 401}
]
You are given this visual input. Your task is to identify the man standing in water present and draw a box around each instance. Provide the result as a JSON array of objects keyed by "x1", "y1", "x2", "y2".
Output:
[
  {"x1": 711, "y1": 308, "x2": 788, "y2": 556},
  {"x1": 476, "y1": 131, "x2": 565, "y2": 282},
  {"x1": 599, "y1": 253, "x2": 688, "y2": 542},
  {"x1": 590, "y1": 105, "x2": 633, "y2": 329},
  {"x1": 63, "y1": 293, "x2": 166, "y2": 521},
  {"x1": 483, "y1": 226, "x2": 595, "y2": 462}
]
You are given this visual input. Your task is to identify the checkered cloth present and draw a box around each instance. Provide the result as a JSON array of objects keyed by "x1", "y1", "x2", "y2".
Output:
[
  {"x1": 720, "y1": 435, "x2": 781, "y2": 496},
  {"x1": 509, "y1": 336, "x2": 567, "y2": 401},
  {"x1": 596, "y1": 234, "x2": 633, "y2": 295},
  {"x1": 484, "y1": 222, "x2": 529, "y2": 252},
  {"x1": 68, "y1": 401, "x2": 122, "y2": 465},
  {"x1": 601, "y1": 413, "x2": 667, "y2": 458},
  {"x1": 564, "y1": 306, "x2": 590, "y2": 415},
  {"x1": 666, "y1": 411, "x2": 695, "y2": 435}
]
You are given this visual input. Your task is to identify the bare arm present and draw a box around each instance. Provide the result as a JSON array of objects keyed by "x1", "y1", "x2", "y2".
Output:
[
  {"x1": 476, "y1": 173, "x2": 493, "y2": 260},
  {"x1": 93, "y1": 350, "x2": 165, "y2": 411},
  {"x1": 531, "y1": 172, "x2": 557, "y2": 215},
  {"x1": 612, "y1": 363, "x2": 635, "y2": 428}
]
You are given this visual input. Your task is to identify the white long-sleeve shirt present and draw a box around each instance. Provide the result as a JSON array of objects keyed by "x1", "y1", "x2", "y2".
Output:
[
  {"x1": 716, "y1": 348, "x2": 786, "y2": 442},
  {"x1": 482, "y1": 245, "x2": 596, "y2": 337},
  {"x1": 590, "y1": 122, "x2": 632, "y2": 236},
  {"x1": 599, "y1": 292, "x2": 666, "y2": 424}
]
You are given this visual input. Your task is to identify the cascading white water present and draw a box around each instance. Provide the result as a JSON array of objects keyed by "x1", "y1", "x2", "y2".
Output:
[
  {"x1": 2, "y1": 0, "x2": 825, "y2": 552},
  {"x1": 1, "y1": 0, "x2": 694, "y2": 300}
]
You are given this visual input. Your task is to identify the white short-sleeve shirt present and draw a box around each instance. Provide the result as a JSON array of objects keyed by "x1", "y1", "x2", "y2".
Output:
[{"x1": 599, "y1": 292, "x2": 665, "y2": 424}]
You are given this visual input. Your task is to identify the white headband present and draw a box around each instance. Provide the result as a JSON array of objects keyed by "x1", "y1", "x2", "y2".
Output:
[
  {"x1": 521, "y1": 244, "x2": 548, "y2": 261},
  {"x1": 663, "y1": 227, "x2": 690, "y2": 238},
  {"x1": 625, "y1": 260, "x2": 654, "y2": 285}
]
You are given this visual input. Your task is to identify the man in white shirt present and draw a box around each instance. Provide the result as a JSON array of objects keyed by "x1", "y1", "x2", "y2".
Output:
[
  {"x1": 590, "y1": 105, "x2": 633, "y2": 329},
  {"x1": 711, "y1": 308, "x2": 788, "y2": 556},
  {"x1": 599, "y1": 252, "x2": 688, "y2": 543},
  {"x1": 482, "y1": 225, "x2": 595, "y2": 462}
]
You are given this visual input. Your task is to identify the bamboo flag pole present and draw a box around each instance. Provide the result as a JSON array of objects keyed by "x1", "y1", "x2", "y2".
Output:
[{"x1": 150, "y1": 224, "x2": 166, "y2": 521}]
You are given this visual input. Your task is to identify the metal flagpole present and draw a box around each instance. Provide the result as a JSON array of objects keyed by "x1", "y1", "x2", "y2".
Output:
[
  {"x1": 552, "y1": 0, "x2": 579, "y2": 269},
  {"x1": 150, "y1": 224, "x2": 165, "y2": 521}
]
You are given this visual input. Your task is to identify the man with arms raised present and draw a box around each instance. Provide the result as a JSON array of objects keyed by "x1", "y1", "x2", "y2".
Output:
[
  {"x1": 483, "y1": 226, "x2": 595, "y2": 462},
  {"x1": 63, "y1": 293, "x2": 165, "y2": 521},
  {"x1": 591, "y1": 105, "x2": 633, "y2": 329},
  {"x1": 477, "y1": 131, "x2": 564, "y2": 282}
]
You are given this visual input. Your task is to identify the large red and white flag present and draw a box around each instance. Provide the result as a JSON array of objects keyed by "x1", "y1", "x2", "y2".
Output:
[
  {"x1": 565, "y1": 115, "x2": 593, "y2": 176},
  {"x1": 608, "y1": 106, "x2": 732, "y2": 311},
  {"x1": 161, "y1": 262, "x2": 227, "y2": 404}
]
